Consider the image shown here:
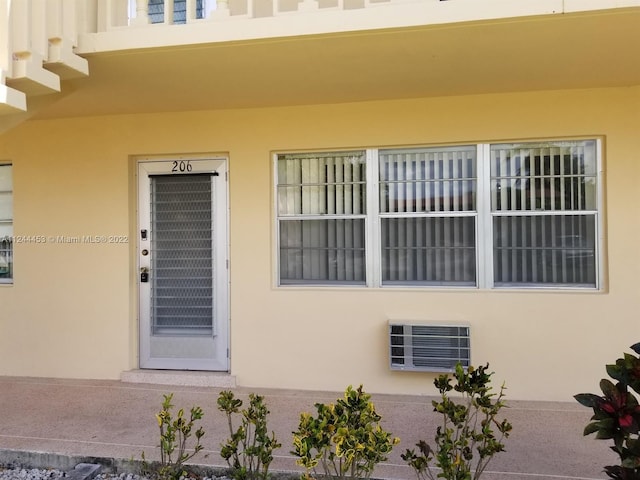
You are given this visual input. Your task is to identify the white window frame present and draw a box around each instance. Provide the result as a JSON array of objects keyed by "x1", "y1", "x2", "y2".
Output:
[
  {"x1": 276, "y1": 150, "x2": 369, "y2": 286},
  {"x1": 377, "y1": 145, "x2": 479, "y2": 287},
  {"x1": 274, "y1": 138, "x2": 603, "y2": 290},
  {"x1": 480, "y1": 140, "x2": 602, "y2": 289},
  {"x1": 0, "y1": 163, "x2": 13, "y2": 285}
]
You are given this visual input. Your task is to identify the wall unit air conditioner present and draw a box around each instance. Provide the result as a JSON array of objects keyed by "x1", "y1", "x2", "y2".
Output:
[{"x1": 389, "y1": 322, "x2": 470, "y2": 372}]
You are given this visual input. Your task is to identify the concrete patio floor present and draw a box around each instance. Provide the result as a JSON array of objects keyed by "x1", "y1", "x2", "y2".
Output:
[{"x1": 0, "y1": 375, "x2": 615, "y2": 480}]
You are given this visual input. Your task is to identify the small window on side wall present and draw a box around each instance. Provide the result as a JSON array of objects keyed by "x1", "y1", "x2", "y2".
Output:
[{"x1": 0, "y1": 164, "x2": 12, "y2": 283}]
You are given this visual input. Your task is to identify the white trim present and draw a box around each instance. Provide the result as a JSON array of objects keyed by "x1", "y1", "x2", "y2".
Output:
[
  {"x1": 204, "y1": 0, "x2": 216, "y2": 17},
  {"x1": 366, "y1": 148, "x2": 380, "y2": 288},
  {"x1": 272, "y1": 153, "x2": 280, "y2": 288},
  {"x1": 478, "y1": 143, "x2": 492, "y2": 289},
  {"x1": 596, "y1": 138, "x2": 604, "y2": 291},
  {"x1": 0, "y1": 163, "x2": 13, "y2": 285},
  {"x1": 137, "y1": 156, "x2": 229, "y2": 371}
]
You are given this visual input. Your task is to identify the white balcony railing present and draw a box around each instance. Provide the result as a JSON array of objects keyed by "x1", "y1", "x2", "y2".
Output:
[
  {"x1": 1, "y1": 0, "x2": 88, "y2": 115},
  {"x1": 97, "y1": 0, "x2": 419, "y2": 30},
  {"x1": 0, "y1": 0, "x2": 26, "y2": 113},
  {"x1": 1, "y1": 0, "x2": 425, "y2": 115},
  {"x1": 1, "y1": 0, "x2": 638, "y2": 117},
  {"x1": 91, "y1": 0, "x2": 640, "y2": 32}
]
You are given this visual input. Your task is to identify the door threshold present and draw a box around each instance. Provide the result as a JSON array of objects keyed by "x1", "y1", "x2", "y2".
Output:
[{"x1": 121, "y1": 369, "x2": 236, "y2": 388}]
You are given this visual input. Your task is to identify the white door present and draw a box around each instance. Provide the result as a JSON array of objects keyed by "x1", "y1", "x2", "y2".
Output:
[{"x1": 138, "y1": 158, "x2": 228, "y2": 370}]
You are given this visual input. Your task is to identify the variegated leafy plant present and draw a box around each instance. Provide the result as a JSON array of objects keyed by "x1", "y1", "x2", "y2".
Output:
[
  {"x1": 217, "y1": 391, "x2": 281, "y2": 480},
  {"x1": 575, "y1": 343, "x2": 640, "y2": 480},
  {"x1": 402, "y1": 363, "x2": 512, "y2": 480},
  {"x1": 292, "y1": 385, "x2": 399, "y2": 480},
  {"x1": 142, "y1": 393, "x2": 206, "y2": 480}
]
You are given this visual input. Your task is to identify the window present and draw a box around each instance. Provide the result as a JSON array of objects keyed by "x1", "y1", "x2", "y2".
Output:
[
  {"x1": 379, "y1": 146, "x2": 477, "y2": 286},
  {"x1": 277, "y1": 151, "x2": 366, "y2": 285},
  {"x1": 147, "y1": 0, "x2": 205, "y2": 24},
  {"x1": 490, "y1": 142, "x2": 598, "y2": 287},
  {"x1": 0, "y1": 164, "x2": 12, "y2": 283},
  {"x1": 275, "y1": 139, "x2": 601, "y2": 289}
]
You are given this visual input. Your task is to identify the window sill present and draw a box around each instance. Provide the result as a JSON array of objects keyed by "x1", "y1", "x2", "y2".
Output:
[{"x1": 274, "y1": 283, "x2": 603, "y2": 293}]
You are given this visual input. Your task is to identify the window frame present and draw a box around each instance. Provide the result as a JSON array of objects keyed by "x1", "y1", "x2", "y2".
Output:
[
  {"x1": 0, "y1": 163, "x2": 13, "y2": 285},
  {"x1": 274, "y1": 138, "x2": 603, "y2": 290},
  {"x1": 377, "y1": 145, "x2": 479, "y2": 287},
  {"x1": 276, "y1": 150, "x2": 369, "y2": 286},
  {"x1": 479, "y1": 140, "x2": 602, "y2": 289}
]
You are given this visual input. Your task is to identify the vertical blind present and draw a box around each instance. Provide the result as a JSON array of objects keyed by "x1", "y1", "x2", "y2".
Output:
[
  {"x1": 151, "y1": 174, "x2": 214, "y2": 334},
  {"x1": 277, "y1": 151, "x2": 366, "y2": 284},
  {"x1": 0, "y1": 165, "x2": 12, "y2": 280},
  {"x1": 491, "y1": 141, "x2": 597, "y2": 286},
  {"x1": 276, "y1": 140, "x2": 599, "y2": 289},
  {"x1": 379, "y1": 147, "x2": 477, "y2": 286}
]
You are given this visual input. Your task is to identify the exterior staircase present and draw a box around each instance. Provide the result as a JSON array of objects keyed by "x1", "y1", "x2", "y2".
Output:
[{"x1": 0, "y1": 0, "x2": 88, "y2": 126}]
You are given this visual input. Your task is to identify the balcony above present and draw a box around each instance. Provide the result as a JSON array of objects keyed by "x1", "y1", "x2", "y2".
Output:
[
  {"x1": 78, "y1": 0, "x2": 640, "y2": 53},
  {"x1": 1, "y1": 0, "x2": 639, "y2": 127}
]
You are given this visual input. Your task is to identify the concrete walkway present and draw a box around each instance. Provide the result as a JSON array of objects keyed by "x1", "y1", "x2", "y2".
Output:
[{"x1": 0, "y1": 376, "x2": 614, "y2": 480}]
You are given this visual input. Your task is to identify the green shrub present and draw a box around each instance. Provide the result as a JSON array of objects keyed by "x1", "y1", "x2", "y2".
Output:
[
  {"x1": 402, "y1": 363, "x2": 512, "y2": 480},
  {"x1": 142, "y1": 393, "x2": 206, "y2": 480},
  {"x1": 575, "y1": 343, "x2": 640, "y2": 479},
  {"x1": 217, "y1": 390, "x2": 281, "y2": 480},
  {"x1": 292, "y1": 384, "x2": 399, "y2": 480}
]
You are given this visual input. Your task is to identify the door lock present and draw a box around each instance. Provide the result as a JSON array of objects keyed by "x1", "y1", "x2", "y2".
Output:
[{"x1": 140, "y1": 267, "x2": 149, "y2": 283}]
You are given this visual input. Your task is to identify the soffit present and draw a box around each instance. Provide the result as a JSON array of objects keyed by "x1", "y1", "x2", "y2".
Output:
[{"x1": 31, "y1": 9, "x2": 640, "y2": 120}]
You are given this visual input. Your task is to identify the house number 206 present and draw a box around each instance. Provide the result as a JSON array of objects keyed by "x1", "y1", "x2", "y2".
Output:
[{"x1": 172, "y1": 160, "x2": 193, "y2": 172}]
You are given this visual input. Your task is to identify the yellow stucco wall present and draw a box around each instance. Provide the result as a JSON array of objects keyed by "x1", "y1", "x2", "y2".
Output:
[{"x1": 0, "y1": 86, "x2": 638, "y2": 401}]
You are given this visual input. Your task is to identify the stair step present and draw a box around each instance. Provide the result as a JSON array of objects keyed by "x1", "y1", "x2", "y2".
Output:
[
  {"x1": 121, "y1": 369, "x2": 237, "y2": 388},
  {"x1": 0, "y1": 71, "x2": 27, "y2": 114}
]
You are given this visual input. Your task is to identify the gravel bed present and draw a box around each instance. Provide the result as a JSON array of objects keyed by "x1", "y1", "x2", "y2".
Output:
[
  {"x1": 0, "y1": 468, "x2": 66, "y2": 480},
  {"x1": 0, "y1": 468, "x2": 228, "y2": 480}
]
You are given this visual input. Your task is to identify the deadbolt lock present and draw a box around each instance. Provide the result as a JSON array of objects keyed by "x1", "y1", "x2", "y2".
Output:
[{"x1": 140, "y1": 267, "x2": 149, "y2": 283}]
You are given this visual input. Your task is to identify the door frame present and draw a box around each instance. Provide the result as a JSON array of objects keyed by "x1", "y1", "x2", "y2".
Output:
[{"x1": 136, "y1": 154, "x2": 230, "y2": 371}]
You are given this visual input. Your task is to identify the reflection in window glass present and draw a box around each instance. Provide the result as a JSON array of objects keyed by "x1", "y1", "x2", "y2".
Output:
[
  {"x1": 379, "y1": 147, "x2": 477, "y2": 286},
  {"x1": 277, "y1": 152, "x2": 366, "y2": 285},
  {"x1": 490, "y1": 141, "x2": 597, "y2": 287}
]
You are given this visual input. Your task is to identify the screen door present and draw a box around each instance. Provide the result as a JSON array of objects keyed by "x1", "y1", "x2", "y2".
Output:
[{"x1": 138, "y1": 158, "x2": 228, "y2": 370}]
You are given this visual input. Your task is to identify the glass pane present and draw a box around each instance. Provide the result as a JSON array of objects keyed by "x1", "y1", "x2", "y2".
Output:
[
  {"x1": 381, "y1": 216, "x2": 476, "y2": 286},
  {"x1": 151, "y1": 175, "x2": 213, "y2": 335},
  {"x1": 0, "y1": 236, "x2": 11, "y2": 279},
  {"x1": 0, "y1": 166, "x2": 13, "y2": 280},
  {"x1": 0, "y1": 165, "x2": 11, "y2": 191},
  {"x1": 0, "y1": 222, "x2": 12, "y2": 237},
  {"x1": 491, "y1": 140, "x2": 597, "y2": 212},
  {"x1": 279, "y1": 219, "x2": 366, "y2": 285},
  {"x1": 493, "y1": 214, "x2": 596, "y2": 287},
  {"x1": 148, "y1": 0, "x2": 205, "y2": 24},
  {"x1": 277, "y1": 152, "x2": 366, "y2": 216},
  {"x1": 379, "y1": 147, "x2": 476, "y2": 213},
  {"x1": 0, "y1": 192, "x2": 12, "y2": 220}
]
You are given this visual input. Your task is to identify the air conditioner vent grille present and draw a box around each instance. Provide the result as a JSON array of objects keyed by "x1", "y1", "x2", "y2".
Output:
[{"x1": 389, "y1": 324, "x2": 470, "y2": 372}]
